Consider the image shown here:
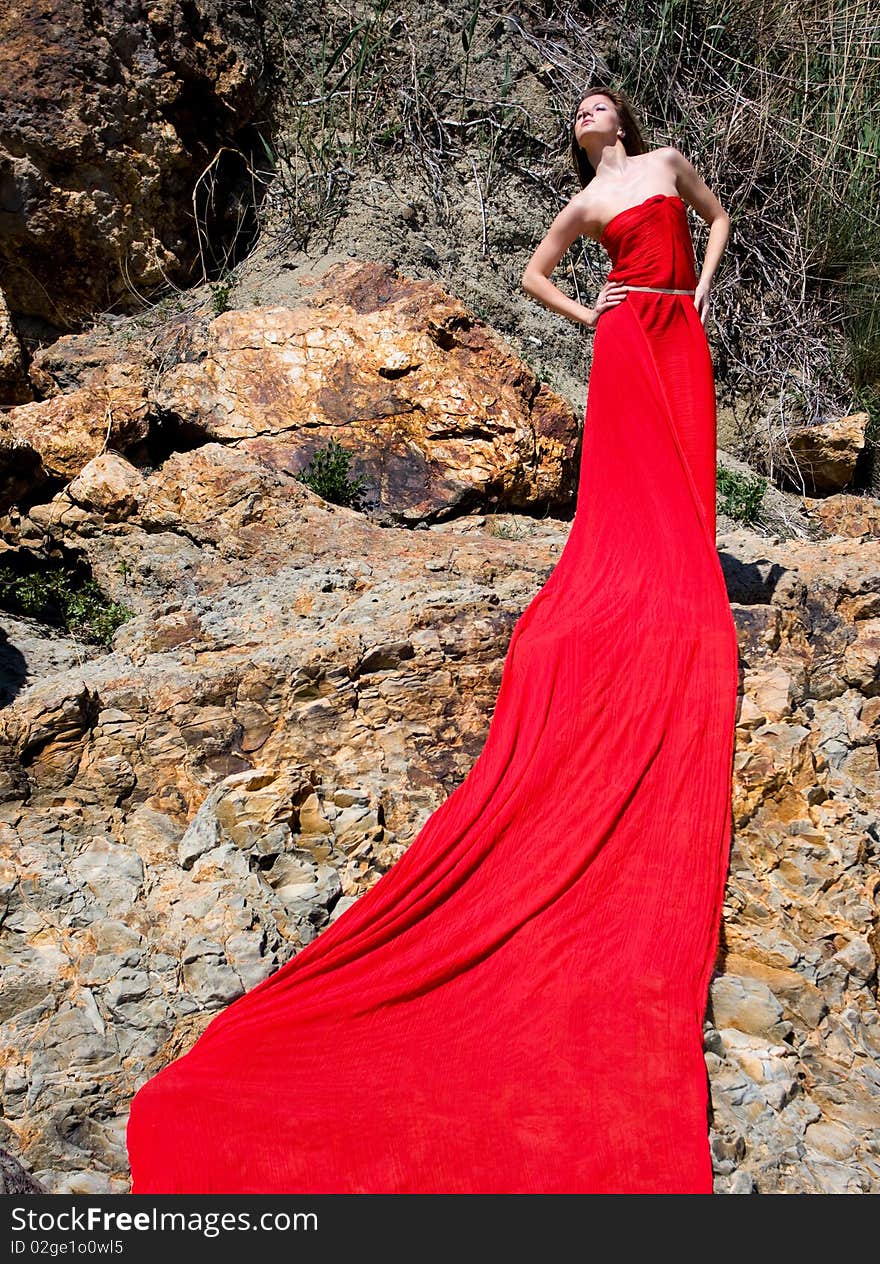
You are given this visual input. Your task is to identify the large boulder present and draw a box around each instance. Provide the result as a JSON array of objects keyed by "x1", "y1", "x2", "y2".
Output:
[
  {"x1": 786, "y1": 412, "x2": 869, "y2": 494},
  {"x1": 151, "y1": 261, "x2": 581, "y2": 521},
  {"x1": 1, "y1": 261, "x2": 582, "y2": 521}
]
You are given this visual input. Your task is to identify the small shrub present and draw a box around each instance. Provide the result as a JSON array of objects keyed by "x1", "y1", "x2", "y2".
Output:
[
  {"x1": 717, "y1": 466, "x2": 767, "y2": 525},
  {"x1": 296, "y1": 438, "x2": 368, "y2": 508},
  {"x1": 0, "y1": 565, "x2": 133, "y2": 647},
  {"x1": 210, "y1": 280, "x2": 232, "y2": 314}
]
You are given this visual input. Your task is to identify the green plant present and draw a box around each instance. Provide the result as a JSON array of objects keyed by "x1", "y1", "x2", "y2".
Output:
[
  {"x1": 716, "y1": 465, "x2": 767, "y2": 525},
  {"x1": 295, "y1": 438, "x2": 368, "y2": 508},
  {"x1": 210, "y1": 280, "x2": 232, "y2": 314},
  {"x1": 0, "y1": 564, "x2": 133, "y2": 647}
]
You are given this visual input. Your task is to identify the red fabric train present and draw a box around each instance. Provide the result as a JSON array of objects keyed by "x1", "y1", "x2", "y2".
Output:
[{"x1": 126, "y1": 192, "x2": 739, "y2": 1194}]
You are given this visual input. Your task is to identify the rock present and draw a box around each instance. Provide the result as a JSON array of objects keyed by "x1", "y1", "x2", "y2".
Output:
[
  {"x1": 224, "y1": 931, "x2": 275, "y2": 991},
  {"x1": 0, "y1": 383, "x2": 149, "y2": 512},
  {"x1": 2, "y1": 260, "x2": 581, "y2": 522},
  {"x1": 832, "y1": 935, "x2": 876, "y2": 982},
  {"x1": 178, "y1": 807, "x2": 223, "y2": 870},
  {"x1": 842, "y1": 619, "x2": 880, "y2": 697},
  {"x1": 68, "y1": 841, "x2": 144, "y2": 918},
  {"x1": 0, "y1": 1147, "x2": 46, "y2": 1194},
  {"x1": 0, "y1": 288, "x2": 29, "y2": 405},
  {"x1": 28, "y1": 331, "x2": 147, "y2": 398},
  {"x1": 742, "y1": 666, "x2": 797, "y2": 723},
  {"x1": 715, "y1": 1028, "x2": 797, "y2": 1095},
  {"x1": 104, "y1": 973, "x2": 151, "y2": 1010},
  {"x1": 48, "y1": 1171, "x2": 127, "y2": 1195},
  {"x1": 0, "y1": 612, "x2": 103, "y2": 708},
  {"x1": 803, "y1": 1120, "x2": 857, "y2": 1160},
  {"x1": 804, "y1": 492, "x2": 880, "y2": 540},
  {"x1": 181, "y1": 960, "x2": 244, "y2": 1007},
  {"x1": 67, "y1": 455, "x2": 145, "y2": 521},
  {"x1": 785, "y1": 412, "x2": 869, "y2": 494},
  {"x1": 0, "y1": 0, "x2": 272, "y2": 335},
  {"x1": 719, "y1": 954, "x2": 828, "y2": 1028},
  {"x1": 727, "y1": 1169, "x2": 756, "y2": 1193},
  {"x1": 711, "y1": 974, "x2": 792, "y2": 1041}
]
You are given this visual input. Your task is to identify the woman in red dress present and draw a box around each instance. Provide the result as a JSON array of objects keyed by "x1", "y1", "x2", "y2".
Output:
[{"x1": 127, "y1": 86, "x2": 738, "y2": 1194}]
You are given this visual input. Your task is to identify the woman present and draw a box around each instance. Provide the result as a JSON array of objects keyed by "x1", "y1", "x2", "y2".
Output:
[
  {"x1": 522, "y1": 86, "x2": 729, "y2": 334},
  {"x1": 127, "y1": 87, "x2": 740, "y2": 1195}
]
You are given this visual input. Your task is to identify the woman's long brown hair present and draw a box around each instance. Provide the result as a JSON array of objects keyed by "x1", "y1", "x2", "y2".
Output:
[{"x1": 570, "y1": 86, "x2": 649, "y2": 188}]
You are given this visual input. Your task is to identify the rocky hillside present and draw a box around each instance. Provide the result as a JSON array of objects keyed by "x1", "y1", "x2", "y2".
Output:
[
  {"x1": 0, "y1": 0, "x2": 878, "y2": 1195},
  {"x1": 0, "y1": 0, "x2": 271, "y2": 399}
]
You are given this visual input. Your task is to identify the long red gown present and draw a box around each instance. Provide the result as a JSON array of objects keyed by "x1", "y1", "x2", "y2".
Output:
[{"x1": 126, "y1": 192, "x2": 740, "y2": 1194}]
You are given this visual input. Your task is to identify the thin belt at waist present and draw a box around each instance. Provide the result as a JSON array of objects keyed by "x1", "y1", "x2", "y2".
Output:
[{"x1": 621, "y1": 285, "x2": 695, "y2": 295}]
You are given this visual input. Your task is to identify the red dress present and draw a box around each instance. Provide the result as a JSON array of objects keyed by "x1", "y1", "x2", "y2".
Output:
[{"x1": 126, "y1": 193, "x2": 739, "y2": 1194}]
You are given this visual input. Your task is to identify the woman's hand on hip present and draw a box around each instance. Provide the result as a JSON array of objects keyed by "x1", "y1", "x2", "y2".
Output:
[
  {"x1": 693, "y1": 280, "x2": 712, "y2": 327},
  {"x1": 587, "y1": 280, "x2": 628, "y2": 328}
]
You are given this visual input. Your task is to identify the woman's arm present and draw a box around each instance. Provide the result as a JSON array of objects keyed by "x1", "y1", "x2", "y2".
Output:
[
  {"x1": 521, "y1": 199, "x2": 599, "y2": 328},
  {"x1": 663, "y1": 147, "x2": 730, "y2": 327}
]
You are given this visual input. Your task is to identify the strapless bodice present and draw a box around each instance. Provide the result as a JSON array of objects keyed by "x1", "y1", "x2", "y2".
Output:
[{"x1": 602, "y1": 194, "x2": 698, "y2": 290}]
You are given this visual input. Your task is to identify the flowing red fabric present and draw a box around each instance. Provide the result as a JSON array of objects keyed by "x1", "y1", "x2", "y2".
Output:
[{"x1": 126, "y1": 193, "x2": 739, "y2": 1194}]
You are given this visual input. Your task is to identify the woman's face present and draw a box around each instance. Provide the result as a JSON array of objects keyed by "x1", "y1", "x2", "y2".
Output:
[{"x1": 574, "y1": 95, "x2": 620, "y2": 144}]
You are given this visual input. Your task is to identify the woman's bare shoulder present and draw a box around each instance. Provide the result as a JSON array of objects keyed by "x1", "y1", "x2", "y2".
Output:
[
  {"x1": 576, "y1": 153, "x2": 674, "y2": 237},
  {"x1": 651, "y1": 145, "x2": 695, "y2": 175}
]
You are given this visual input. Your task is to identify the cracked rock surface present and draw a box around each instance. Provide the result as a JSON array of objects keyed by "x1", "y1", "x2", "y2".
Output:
[{"x1": 0, "y1": 277, "x2": 878, "y2": 1194}]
